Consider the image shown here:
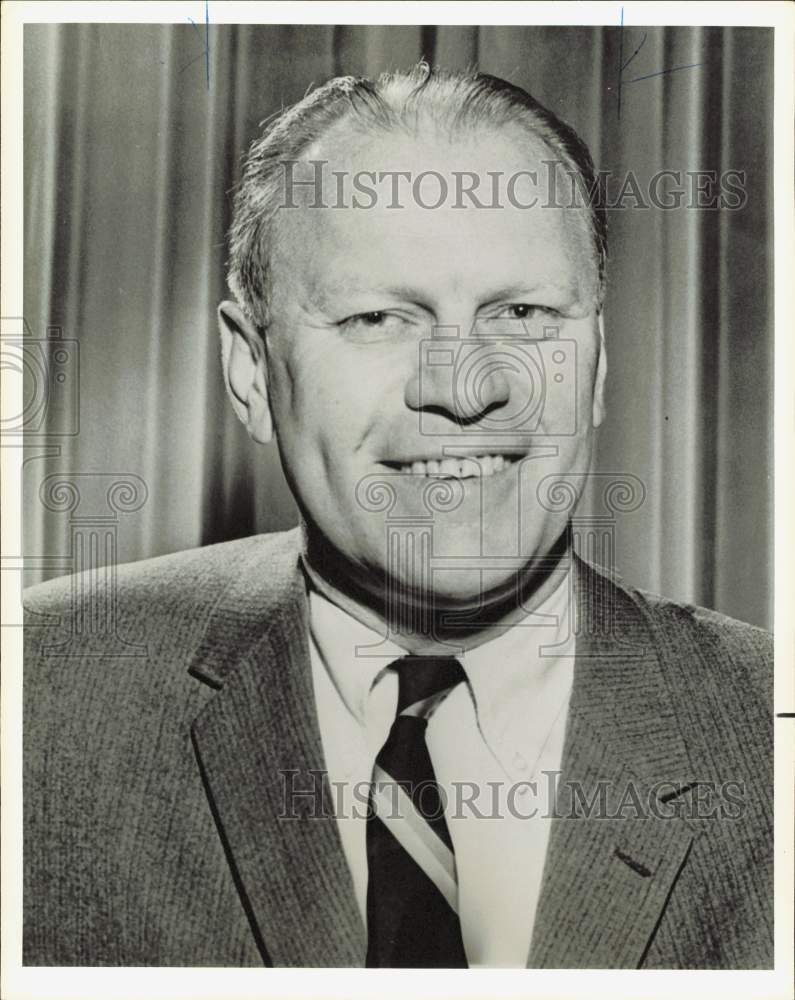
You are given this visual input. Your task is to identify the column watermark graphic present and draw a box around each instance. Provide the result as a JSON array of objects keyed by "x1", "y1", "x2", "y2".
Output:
[
  {"x1": 35, "y1": 473, "x2": 149, "y2": 656},
  {"x1": 1, "y1": 317, "x2": 150, "y2": 655}
]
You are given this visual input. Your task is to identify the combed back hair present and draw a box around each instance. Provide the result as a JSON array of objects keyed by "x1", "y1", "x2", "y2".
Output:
[{"x1": 227, "y1": 63, "x2": 608, "y2": 325}]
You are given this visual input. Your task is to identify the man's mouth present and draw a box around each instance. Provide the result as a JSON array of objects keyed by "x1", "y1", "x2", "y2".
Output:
[{"x1": 382, "y1": 454, "x2": 519, "y2": 478}]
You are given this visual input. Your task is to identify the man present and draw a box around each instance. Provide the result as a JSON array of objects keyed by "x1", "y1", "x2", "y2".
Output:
[{"x1": 23, "y1": 65, "x2": 773, "y2": 968}]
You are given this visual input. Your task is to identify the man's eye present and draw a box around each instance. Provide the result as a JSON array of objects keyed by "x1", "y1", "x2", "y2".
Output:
[
  {"x1": 498, "y1": 304, "x2": 539, "y2": 320},
  {"x1": 343, "y1": 311, "x2": 388, "y2": 327},
  {"x1": 338, "y1": 311, "x2": 412, "y2": 341}
]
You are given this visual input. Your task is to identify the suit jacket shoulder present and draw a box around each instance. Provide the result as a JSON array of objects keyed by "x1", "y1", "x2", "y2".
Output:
[
  {"x1": 24, "y1": 528, "x2": 304, "y2": 650},
  {"x1": 619, "y1": 576, "x2": 773, "y2": 713}
]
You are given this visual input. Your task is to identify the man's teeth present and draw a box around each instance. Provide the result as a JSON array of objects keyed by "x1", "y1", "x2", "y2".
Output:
[{"x1": 399, "y1": 455, "x2": 515, "y2": 477}]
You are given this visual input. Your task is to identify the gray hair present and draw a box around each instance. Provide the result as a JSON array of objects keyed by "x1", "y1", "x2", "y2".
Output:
[{"x1": 227, "y1": 63, "x2": 608, "y2": 325}]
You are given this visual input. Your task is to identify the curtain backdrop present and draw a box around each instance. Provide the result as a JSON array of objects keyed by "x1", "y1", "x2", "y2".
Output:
[{"x1": 23, "y1": 23, "x2": 773, "y2": 629}]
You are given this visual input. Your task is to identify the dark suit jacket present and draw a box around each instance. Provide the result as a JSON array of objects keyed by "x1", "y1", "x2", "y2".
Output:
[{"x1": 23, "y1": 528, "x2": 774, "y2": 967}]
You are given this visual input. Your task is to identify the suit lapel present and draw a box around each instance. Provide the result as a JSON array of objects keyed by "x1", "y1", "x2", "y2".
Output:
[
  {"x1": 188, "y1": 530, "x2": 365, "y2": 967},
  {"x1": 528, "y1": 557, "x2": 699, "y2": 968}
]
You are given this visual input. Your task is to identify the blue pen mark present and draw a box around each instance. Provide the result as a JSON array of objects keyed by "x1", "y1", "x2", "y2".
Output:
[
  {"x1": 616, "y1": 7, "x2": 702, "y2": 117},
  {"x1": 623, "y1": 63, "x2": 704, "y2": 84},
  {"x1": 621, "y1": 25, "x2": 648, "y2": 80},
  {"x1": 186, "y1": 0, "x2": 211, "y2": 90}
]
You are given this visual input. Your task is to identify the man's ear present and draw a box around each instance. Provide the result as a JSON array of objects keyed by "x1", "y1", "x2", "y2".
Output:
[
  {"x1": 592, "y1": 312, "x2": 608, "y2": 428},
  {"x1": 218, "y1": 300, "x2": 273, "y2": 444}
]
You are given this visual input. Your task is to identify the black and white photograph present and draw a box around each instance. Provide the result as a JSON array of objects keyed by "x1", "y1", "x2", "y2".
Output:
[{"x1": 2, "y1": 2, "x2": 793, "y2": 997}]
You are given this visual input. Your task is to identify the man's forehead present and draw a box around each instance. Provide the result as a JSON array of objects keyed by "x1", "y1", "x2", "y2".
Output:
[
  {"x1": 303, "y1": 115, "x2": 551, "y2": 175},
  {"x1": 270, "y1": 121, "x2": 598, "y2": 306}
]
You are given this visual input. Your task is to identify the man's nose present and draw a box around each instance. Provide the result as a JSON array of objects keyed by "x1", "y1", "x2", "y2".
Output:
[{"x1": 404, "y1": 339, "x2": 512, "y2": 427}]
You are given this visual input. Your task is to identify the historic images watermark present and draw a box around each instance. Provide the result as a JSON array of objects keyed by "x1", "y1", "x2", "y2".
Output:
[
  {"x1": 2, "y1": 316, "x2": 150, "y2": 654},
  {"x1": 279, "y1": 158, "x2": 748, "y2": 212},
  {"x1": 416, "y1": 319, "x2": 578, "y2": 439},
  {"x1": 0, "y1": 318, "x2": 80, "y2": 439},
  {"x1": 277, "y1": 768, "x2": 747, "y2": 822}
]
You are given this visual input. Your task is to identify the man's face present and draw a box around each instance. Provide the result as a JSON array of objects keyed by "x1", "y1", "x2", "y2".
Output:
[{"x1": 246, "y1": 124, "x2": 606, "y2": 607}]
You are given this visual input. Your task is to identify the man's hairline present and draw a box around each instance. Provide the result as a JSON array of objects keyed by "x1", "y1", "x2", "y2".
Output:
[{"x1": 238, "y1": 113, "x2": 605, "y2": 326}]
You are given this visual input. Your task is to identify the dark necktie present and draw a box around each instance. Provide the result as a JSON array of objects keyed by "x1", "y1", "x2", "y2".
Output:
[{"x1": 365, "y1": 655, "x2": 468, "y2": 968}]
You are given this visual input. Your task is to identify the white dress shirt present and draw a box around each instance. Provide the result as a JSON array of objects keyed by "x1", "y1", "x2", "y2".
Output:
[{"x1": 307, "y1": 571, "x2": 575, "y2": 968}]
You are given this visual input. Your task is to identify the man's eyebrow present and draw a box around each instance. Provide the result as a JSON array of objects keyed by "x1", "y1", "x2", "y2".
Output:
[{"x1": 475, "y1": 281, "x2": 579, "y2": 305}]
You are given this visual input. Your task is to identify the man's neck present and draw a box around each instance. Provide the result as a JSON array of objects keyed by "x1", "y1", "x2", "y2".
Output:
[{"x1": 299, "y1": 524, "x2": 572, "y2": 656}]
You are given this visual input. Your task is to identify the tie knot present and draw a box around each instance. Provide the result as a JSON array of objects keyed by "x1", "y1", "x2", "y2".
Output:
[{"x1": 392, "y1": 655, "x2": 465, "y2": 718}]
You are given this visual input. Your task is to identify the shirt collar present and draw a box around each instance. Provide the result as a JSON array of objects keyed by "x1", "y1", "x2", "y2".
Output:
[
  {"x1": 459, "y1": 570, "x2": 575, "y2": 759},
  {"x1": 306, "y1": 559, "x2": 574, "y2": 749},
  {"x1": 307, "y1": 583, "x2": 405, "y2": 724}
]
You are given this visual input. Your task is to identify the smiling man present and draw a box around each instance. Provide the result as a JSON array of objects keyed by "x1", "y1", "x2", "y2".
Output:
[
  {"x1": 23, "y1": 66, "x2": 773, "y2": 969},
  {"x1": 221, "y1": 84, "x2": 605, "y2": 641}
]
